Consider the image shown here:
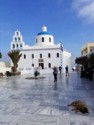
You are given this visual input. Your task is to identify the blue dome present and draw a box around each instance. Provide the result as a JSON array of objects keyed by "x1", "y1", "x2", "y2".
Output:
[{"x1": 37, "y1": 31, "x2": 50, "y2": 35}]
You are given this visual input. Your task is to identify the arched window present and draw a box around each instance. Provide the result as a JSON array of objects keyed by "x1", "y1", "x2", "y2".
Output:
[
  {"x1": 15, "y1": 37, "x2": 17, "y2": 42},
  {"x1": 16, "y1": 32, "x2": 19, "y2": 36},
  {"x1": 20, "y1": 44, "x2": 22, "y2": 48},
  {"x1": 16, "y1": 44, "x2": 18, "y2": 48},
  {"x1": 40, "y1": 54, "x2": 42, "y2": 58},
  {"x1": 49, "y1": 37, "x2": 51, "y2": 42},
  {"x1": 24, "y1": 54, "x2": 26, "y2": 59},
  {"x1": 13, "y1": 44, "x2": 15, "y2": 48},
  {"x1": 18, "y1": 37, "x2": 20, "y2": 41},
  {"x1": 32, "y1": 64, "x2": 34, "y2": 67},
  {"x1": 48, "y1": 53, "x2": 51, "y2": 58},
  {"x1": 57, "y1": 53, "x2": 59, "y2": 58},
  {"x1": 32, "y1": 54, "x2": 34, "y2": 58},
  {"x1": 48, "y1": 63, "x2": 51, "y2": 68},
  {"x1": 42, "y1": 37, "x2": 44, "y2": 42}
]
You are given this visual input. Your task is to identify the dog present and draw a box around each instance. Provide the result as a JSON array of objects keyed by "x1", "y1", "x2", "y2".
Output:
[
  {"x1": 0, "y1": 73, "x2": 3, "y2": 78},
  {"x1": 68, "y1": 100, "x2": 89, "y2": 113}
]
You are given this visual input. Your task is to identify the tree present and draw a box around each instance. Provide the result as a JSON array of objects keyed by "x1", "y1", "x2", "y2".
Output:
[
  {"x1": 89, "y1": 53, "x2": 94, "y2": 68},
  {"x1": 75, "y1": 56, "x2": 88, "y2": 69},
  {"x1": 8, "y1": 50, "x2": 22, "y2": 72},
  {"x1": 0, "y1": 52, "x2": 2, "y2": 58}
]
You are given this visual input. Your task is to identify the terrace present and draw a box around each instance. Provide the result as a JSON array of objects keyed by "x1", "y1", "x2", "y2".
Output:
[{"x1": 0, "y1": 73, "x2": 94, "y2": 125}]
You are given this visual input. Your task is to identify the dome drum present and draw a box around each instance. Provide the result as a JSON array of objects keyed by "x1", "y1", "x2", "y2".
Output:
[
  {"x1": 36, "y1": 34, "x2": 54, "y2": 46},
  {"x1": 36, "y1": 26, "x2": 54, "y2": 46}
]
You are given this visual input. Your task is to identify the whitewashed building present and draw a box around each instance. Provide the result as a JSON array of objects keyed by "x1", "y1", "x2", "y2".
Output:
[
  {"x1": 0, "y1": 62, "x2": 11, "y2": 75},
  {"x1": 11, "y1": 26, "x2": 72, "y2": 74}
]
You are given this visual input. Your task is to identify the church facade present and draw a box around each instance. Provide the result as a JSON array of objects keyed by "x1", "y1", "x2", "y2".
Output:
[{"x1": 10, "y1": 26, "x2": 71, "y2": 74}]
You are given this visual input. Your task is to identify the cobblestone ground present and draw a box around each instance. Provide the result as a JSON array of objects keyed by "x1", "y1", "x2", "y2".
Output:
[{"x1": 0, "y1": 73, "x2": 94, "y2": 125}]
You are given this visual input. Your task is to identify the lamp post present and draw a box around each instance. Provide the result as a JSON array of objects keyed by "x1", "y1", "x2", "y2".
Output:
[{"x1": 60, "y1": 42, "x2": 63, "y2": 68}]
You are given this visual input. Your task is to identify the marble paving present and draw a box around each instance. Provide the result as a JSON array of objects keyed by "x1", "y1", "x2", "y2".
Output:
[{"x1": 0, "y1": 73, "x2": 94, "y2": 125}]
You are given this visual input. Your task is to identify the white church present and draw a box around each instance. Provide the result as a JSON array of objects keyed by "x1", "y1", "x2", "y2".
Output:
[{"x1": 10, "y1": 26, "x2": 72, "y2": 74}]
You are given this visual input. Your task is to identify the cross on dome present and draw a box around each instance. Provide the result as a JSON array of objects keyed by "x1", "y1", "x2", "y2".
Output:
[{"x1": 42, "y1": 26, "x2": 47, "y2": 32}]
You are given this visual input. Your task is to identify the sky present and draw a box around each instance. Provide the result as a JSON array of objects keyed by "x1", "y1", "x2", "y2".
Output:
[{"x1": 0, "y1": 0, "x2": 94, "y2": 61}]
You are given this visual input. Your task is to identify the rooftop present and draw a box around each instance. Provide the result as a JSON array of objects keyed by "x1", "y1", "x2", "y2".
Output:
[
  {"x1": 37, "y1": 31, "x2": 50, "y2": 35},
  {"x1": 37, "y1": 26, "x2": 51, "y2": 36}
]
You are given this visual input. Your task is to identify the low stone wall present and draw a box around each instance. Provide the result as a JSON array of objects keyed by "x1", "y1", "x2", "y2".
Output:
[
  {"x1": 0, "y1": 67, "x2": 11, "y2": 75},
  {"x1": 11, "y1": 72, "x2": 21, "y2": 76},
  {"x1": 0, "y1": 62, "x2": 11, "y2": 75}
]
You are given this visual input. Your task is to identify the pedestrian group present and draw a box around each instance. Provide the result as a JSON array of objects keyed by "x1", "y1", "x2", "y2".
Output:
[{"x1": 53, "y1": 65, "x2": 69, "y2": 82}]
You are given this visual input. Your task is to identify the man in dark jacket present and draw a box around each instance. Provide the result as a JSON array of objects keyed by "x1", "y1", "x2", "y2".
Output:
[
  {"x1": 53, "y1": 67, "x2": 58, "y2": 82},
  {"x1": 65, "y1": 65, "x2": 69, "y2": 77}
]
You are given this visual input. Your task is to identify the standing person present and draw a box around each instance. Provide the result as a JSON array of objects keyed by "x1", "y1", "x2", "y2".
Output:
[
  {"x1": 53, "y1": 66, "x2": 58, "y2": 82},
  {"x1": 65, "y1": 65, "x2": 69, "y2": 77},
  {"x1": 59, "y1": 66, "x2": 62, "y2": 74},
  {"x1": 88, "y1": 67, "x2": 93, "y2": 81}
]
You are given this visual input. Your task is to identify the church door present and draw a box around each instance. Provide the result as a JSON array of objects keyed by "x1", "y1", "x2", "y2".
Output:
[
  {"x1": 38, "y1": 59, "x2": 44, "y2": 69},
  {"x1": 39, "y1": 63, "x2": 44, "y2": 69}
]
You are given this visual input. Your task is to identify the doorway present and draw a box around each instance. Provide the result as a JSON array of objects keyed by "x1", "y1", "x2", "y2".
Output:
[{"x1": 39, "y1": 63, "x2": 44, "y2": 69}]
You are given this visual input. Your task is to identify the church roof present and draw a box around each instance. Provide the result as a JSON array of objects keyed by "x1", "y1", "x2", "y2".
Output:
[{"x1": 37, "y1": 31, "x2": 50, "y2": 36}]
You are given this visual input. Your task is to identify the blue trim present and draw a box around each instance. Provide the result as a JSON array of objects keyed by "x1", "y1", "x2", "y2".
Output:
[{"x1": 37, "y1": 31, "x2": 50, "y2": 35}]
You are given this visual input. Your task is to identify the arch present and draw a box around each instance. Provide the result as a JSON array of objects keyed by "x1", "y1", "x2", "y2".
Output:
[
  {"x1": 48, "y1": 63, "x2": 51, "y2": 68},
  {"x1": 42, "y1": 37, "x2": 44, "y2": 42},
  {"x1": 40, "y1": 54, "x2": 42, "y2": 58},
  {"x1": 24, "y1": 54, "x2": 26, "y2": 59},
  {"x1": 57, "y1": 53, "x2": 59, "y2": 57},
  {"x1": 49, "y1": 37, "x2": 51, "y2": 42},
  {"x1": 48, "y1": 53, "x2": 51, "y2": 58}
]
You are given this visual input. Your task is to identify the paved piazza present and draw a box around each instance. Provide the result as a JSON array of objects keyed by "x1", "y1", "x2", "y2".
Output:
[{"x1": 0, "y1": 73, "x2": 94, "y2": 125}]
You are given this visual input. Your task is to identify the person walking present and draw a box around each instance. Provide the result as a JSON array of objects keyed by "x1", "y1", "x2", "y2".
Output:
[
  {"x1": 53, "y1": 66, "x2": 58, "y2": 82},
  {"x1": 65, "y1": 65, "x2": 69, "y2": 77},
  {"x1": 59, "y1": 66, "x2": 62, "y2": 74}
]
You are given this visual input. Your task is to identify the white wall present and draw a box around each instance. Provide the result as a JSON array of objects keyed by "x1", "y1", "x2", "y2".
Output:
[
  {"x1": 18, "y1": 48, "x2": 61, "y2": 69},
  {"x1": 36, "y1": 35, "x2": 54, "y2": 46},
  {"x1": 0, "y1": 62, "x2": 11, "y2": 75},
  {"x1": 62, "y1": 51, "x2": 72, "y2": 73},
  {"x1": 18, "y1": 48, "x2": 72, "y2": 74}
]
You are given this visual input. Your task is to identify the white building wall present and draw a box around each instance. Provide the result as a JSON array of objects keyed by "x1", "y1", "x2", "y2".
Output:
[
  {"x1": 18, "y1": 49, "x2": 61, "y2": 70},
  {"x1": 18, "y1": 48, "x2": 72, "y2": 74},
  {"x1": 36, "y1": 35, "x2": 54, "y2": 46},
  {"x1": 11, "y1": 30, "x2": 25, "y2": 50},
  {"x1": 62, "y1": 51, "x2": 72, "y2": 73},
  {"x1": 10, "y1": 26, "x2": 72, "y2": 74}
]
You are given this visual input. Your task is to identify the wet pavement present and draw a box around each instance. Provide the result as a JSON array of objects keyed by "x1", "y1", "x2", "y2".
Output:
[{"x1": 0, "y1": 73, "x2": 94, "y2": 125}]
